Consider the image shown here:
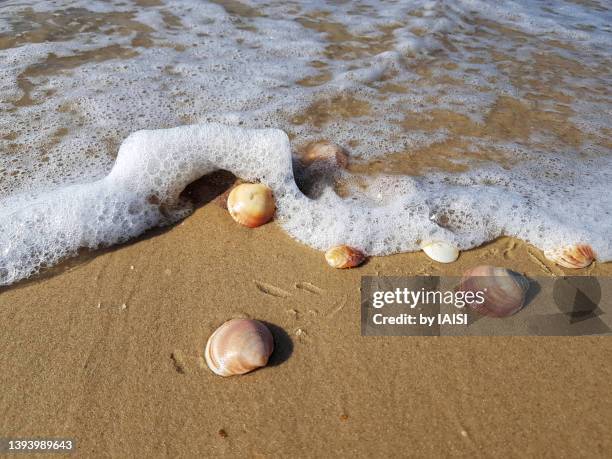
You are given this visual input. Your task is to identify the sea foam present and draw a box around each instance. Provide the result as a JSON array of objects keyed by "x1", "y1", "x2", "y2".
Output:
[{"x1": 1, "y1": 123, "x2": 611, "y2": 286}]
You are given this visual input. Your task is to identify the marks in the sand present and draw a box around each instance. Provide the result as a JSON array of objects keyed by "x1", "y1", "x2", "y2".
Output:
[
  {"x1": 170, "y1": 350, "x2": 223, "y2": 375},
  {"x1": 251, "y1": 278, "x2": 346, "y2": 339},
  {"x1": 254, "y1": 279, "x2": 328, "y2": 299},
  {"x1": 527, "y1": 248, "x2": 556, "y2": 275},
  {"x1": 170, "y1": 350, "x2": 187, "y2": 374},
  {"x1": 502, "y1": 240, "x2": 517, "y2": 259},
  {"x1": 255, "y1": 280, "x2": 326, "y2": 298},
  {"x1": 326, "y1": 295, "x2": 347, "y2": 318},
  {"x1": 294, "y1": 328, "x2": 309, "y2": 342},
  {"x1": 295, "y1": 281, "x2": 324, "y2": 295},
  {"x1": 94, "y1": 301, "x2": 129, "y2": 312},
  {"x1": 286, "y1": 308, "x2": 320, "y2": 321},
  {"x1": 253, "y1": 280, "x2": 291, "y2": 299}
]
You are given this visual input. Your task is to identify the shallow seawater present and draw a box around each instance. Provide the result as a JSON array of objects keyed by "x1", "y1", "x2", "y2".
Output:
[{"x1": 0, "y1": 0, "x2": 611, "y2": 285}]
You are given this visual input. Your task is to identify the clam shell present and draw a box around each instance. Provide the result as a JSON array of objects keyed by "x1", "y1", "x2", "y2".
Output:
[
  {"x1": 544, "y1": 244, "x2": 595, "y2": 269},
  {"x1": 421, "y1": 241, "x2": 459, "y2": 263},
  {"x1": 205, "y1": 319, "x2": 274, "y2": 377},
  {"x1": 302, "y1": 141, "x2": 349, "y2": 169},
  {"x1": 459, "y1": 265, "x2": 529, "y2": 318},
  {"x1": 227, "y1": 183, "x2": 275, "y2": 228},
  {"x1": 325, "y1": 245, "x2": 365, "y2": 269}
]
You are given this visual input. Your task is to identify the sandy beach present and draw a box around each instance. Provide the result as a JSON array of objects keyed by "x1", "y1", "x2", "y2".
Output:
[
  {"x1": 1, "y1": 191, "x2": 611, "y2": 457},
  {"x1": 2, "y1": 0, "x2": 612, "y2": 456}
]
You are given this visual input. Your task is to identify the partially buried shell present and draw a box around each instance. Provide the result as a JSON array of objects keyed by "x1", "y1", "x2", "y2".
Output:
[
  {"x1": 421, "y1": 241, "x2": 459, "y2": 263},
  {"x1": 458, "y1": 265, "x2": 529, "y2": 318},
  {"x1": 227, "y1": 183, "x2": 275, "y2": 228},
  {"x1": 205, "y1": 318, "x2": 274, "y2": 377},
  {"x1": 544, "y1": 244, "x2": 595, "y2": 269},
  {"x1": 302, "y1": 140, "x2": 349, "y2": 169},
  {"x1": 325, "y1": 245, "x2": 365, "y2": 269}
]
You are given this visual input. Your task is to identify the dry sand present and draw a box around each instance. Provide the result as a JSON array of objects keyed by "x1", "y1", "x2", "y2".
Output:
[{"x1": 1, "y1": 185, "x2": 611, "y2": 458}]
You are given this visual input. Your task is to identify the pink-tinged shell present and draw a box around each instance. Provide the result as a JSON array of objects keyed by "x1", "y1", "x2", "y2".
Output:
[
  {"x1": 544, "y1": 244, "x2": 595, "y2": 269},
  {"x1": 459, "y1": 265, "x2": 529, "y2": 318},
  {"x1": 325, "y1": 245, "x2": 365, "y2": 269},
  {"x1": 205, "y1": 319, "x2": 274, "y2": 377},
  {"x1": 302, "y1": 141, "x2": 349, "y2": 169},
  {"x1": 227, "y1": 183, "x2": 275, "y2": 228}
]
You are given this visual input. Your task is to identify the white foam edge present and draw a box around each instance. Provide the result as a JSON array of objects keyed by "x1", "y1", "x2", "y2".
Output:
[{"x1": 0, "y1": 122, "x2": 608, "y2": 286}]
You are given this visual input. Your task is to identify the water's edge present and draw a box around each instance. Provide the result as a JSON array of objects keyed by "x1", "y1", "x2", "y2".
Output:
[{"x1": 1, "y1": 123, "x2": 609, "y2": 286}]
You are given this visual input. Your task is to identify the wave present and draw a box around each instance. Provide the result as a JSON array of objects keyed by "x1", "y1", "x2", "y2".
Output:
[{"x1": 2, "y1": 123, "x2": 610, "y2": 286}]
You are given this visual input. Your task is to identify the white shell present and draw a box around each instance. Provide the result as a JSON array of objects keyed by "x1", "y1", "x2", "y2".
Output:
[
  {"x1": 421, "y1": 241, "x2": 459, "y2": 263},
  {"x1": 205, "y1": 319, "x2": 274, "y2": 377}
]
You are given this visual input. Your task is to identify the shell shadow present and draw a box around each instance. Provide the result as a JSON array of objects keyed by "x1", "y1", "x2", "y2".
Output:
[
  {"x1": 523, "y1": 276, "x2": 541, "y2": 309},
  {"x1": 465, "y1": 272, "x2": 539, "y2": 325},
  {"x1": 262, "y1": 321, "x2": 293, "y2": 367},
  {"x1": 292, "y1": 155, "x2": 341, "y2": 199},
  {"x1": 180, "y1": 169, "x2": 237, "y2": 207}
]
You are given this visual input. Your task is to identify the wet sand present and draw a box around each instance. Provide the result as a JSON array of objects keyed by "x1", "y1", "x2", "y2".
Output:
[{"x1": 1, "y1": 195, "x2": 611, "y2": 457}]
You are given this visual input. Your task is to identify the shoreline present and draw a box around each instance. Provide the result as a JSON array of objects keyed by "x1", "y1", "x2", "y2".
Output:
[
  {"x1": 3, "y1": 183, "x2": 611, "y2": 296},
  {"x1": 2, "y1": 161, "x2": 611, "y2": 293},
  {"x1": 3, "y1": 208, "x2": 611, "y2": 298}
]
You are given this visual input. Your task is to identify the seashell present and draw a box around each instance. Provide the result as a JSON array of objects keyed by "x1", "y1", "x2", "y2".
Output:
[
  {"x1": 325, "y1": 245, "x2": 366, "y2": 269},
  {"x1": 421, "y1": 241, "x2": 459, "y2": 263},
  {"x1": 227, "y1": 183, "x2": 275, "y2": 228},
  {"x1": 205, "y1": 318, "x2": 274, "y2": 377},
  {"x1": 544, "y1": 244, "x2": 595, "y2": 269},
  {"x1": 302, "y1": 141, "x2": 349, "y2": 169},
  {"x1": 458, "y1": 265, "x2": 529, "y2": 317}
]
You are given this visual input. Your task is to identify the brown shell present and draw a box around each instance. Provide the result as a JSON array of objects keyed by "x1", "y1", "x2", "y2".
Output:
[
  {"x1": 205, "y1": 319, "x2": 274, "y2": 377},
  {"x1": 227, "y1": 183, "x2": 275, "y2": 228},
  {"x1": 302, "y1": 141, "x2": 349, "y2": 169},
  {"x1": 458, "y1": 265, "x2": 529, "y2": 318},
  {"x1": 325, "y1": 245, "x2": 366, "y2": 269}
]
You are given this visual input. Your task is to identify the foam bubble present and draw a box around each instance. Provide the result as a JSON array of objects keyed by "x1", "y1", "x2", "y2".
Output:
[{"x1": 1, "y1": 123, "x2": 611, "y2": 286}]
